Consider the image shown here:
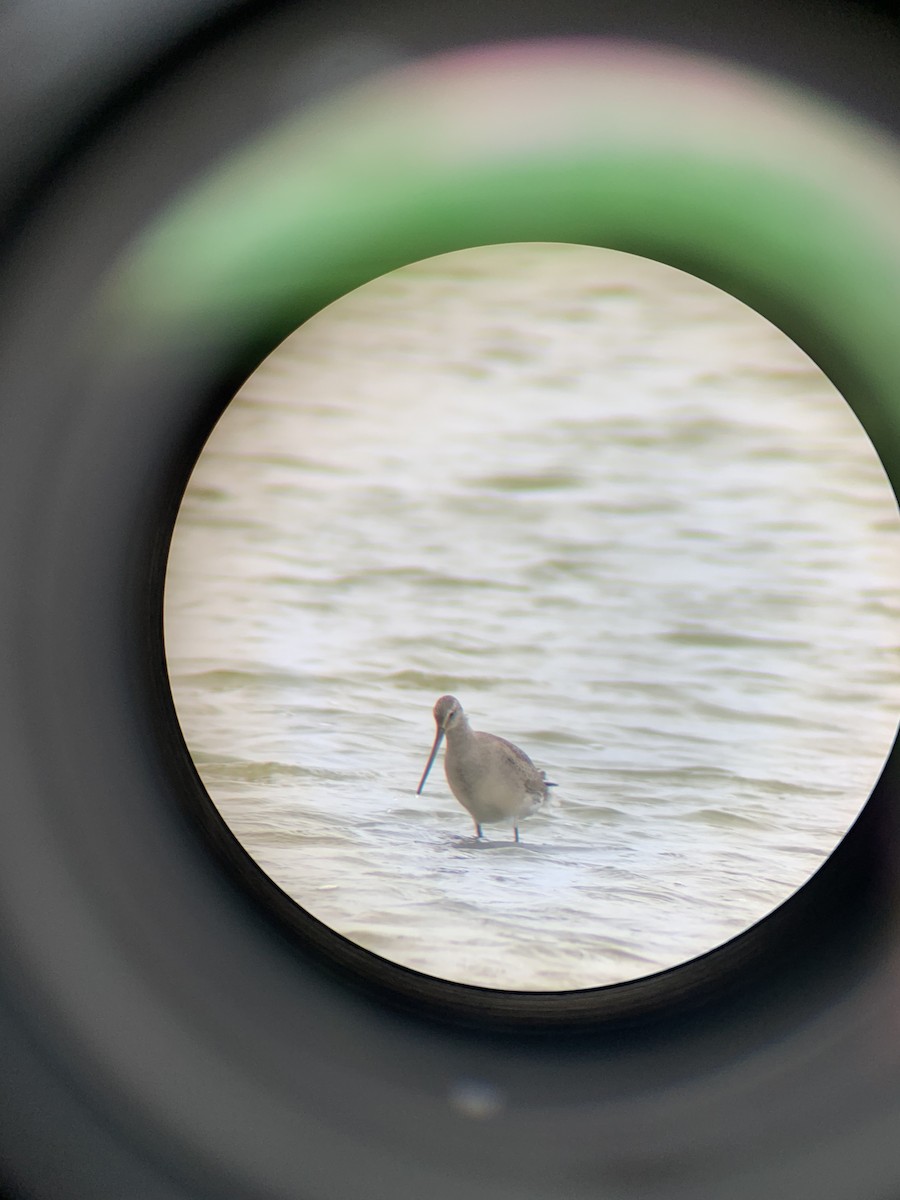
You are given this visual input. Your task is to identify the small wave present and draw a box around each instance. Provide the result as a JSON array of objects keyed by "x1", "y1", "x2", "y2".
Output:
[
  {"x1": 182, "y1": 484, "x2": 230, "y2": 503},
  {"x1": 583, "y1": 283, "x2": 639, "y2": 300},
  {"x1": 177, "y1": 666, "x2": 303, "y2": 691},
  {"x1": 531, "y1": 372, "x2": 578, "y2": 391},
  {"x1": 555, "y1": 801, "x2": 631, "y2": 823},
  {"x1": 444, "y1": 361, "x2": 491, "y2": 380},
  {"x1": 472, "y1": 470, "x2": 583, "y2": 492},
  {"x1": 480, "y1": 344, "x2": 537, "y2": 366},
  {"x1": 681, "y1": 807, "x2": 768, "y2": 830},
  {"x1": 526, "y1": 727, "x2": 593, "y2": 747},
  {"x1": 732, "y1": 363, "x2": 825, "y2": 389},
  {"x1": 201, "y1": 757, "x2": 347, "y2": 784},
  {"x1": 661, "y1": 627, "x2": 808, "y2": 651},
  {"x1": 328, "y1": 565, "x2": 440, "y2": 588},
  {"x1": 382, "y1": 668, "x2": 506, "y2": 691},
  {"x1": 689, "y1": 698, "x2": 816, "y2": 728}
]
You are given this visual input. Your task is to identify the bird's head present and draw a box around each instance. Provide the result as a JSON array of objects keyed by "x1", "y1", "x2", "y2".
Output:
[{"x1": 434, "y1": 694, "x2": 464, "y2": 732}]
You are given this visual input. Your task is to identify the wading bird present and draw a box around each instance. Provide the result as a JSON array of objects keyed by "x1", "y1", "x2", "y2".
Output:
[{"x1": 416, "y1": 695, "x2": 555, "y2": 842}]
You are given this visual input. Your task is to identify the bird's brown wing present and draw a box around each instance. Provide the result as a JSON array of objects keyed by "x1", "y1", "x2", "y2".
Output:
[
  {"x1": 491, "y1": 734, "x2": 537, "y2": 771},
  {"x1": 487, "y1": 734, "x2": 552, "y2": 798}
]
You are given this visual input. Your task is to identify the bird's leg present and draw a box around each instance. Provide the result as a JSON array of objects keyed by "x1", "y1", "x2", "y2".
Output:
[
  {"x1": 514, "y1": 825, "x2": 520, "y2": 844},
  {"x1": 475, "y1": 822, "x2": 483, "y2": 838}
]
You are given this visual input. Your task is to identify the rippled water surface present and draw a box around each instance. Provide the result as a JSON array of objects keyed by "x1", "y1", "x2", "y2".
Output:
[{"x1": 165, "y1": 244, "x2": 900, "y2": 990}]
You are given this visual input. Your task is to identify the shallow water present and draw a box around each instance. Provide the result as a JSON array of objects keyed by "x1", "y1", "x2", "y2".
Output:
[{"x1": 165, "y1": 244, "x2": 900, "y2": 990}]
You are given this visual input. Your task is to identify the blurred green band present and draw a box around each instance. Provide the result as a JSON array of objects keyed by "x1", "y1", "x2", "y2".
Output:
[{"x1": 109, "y1": 42, "x2": 900, "y2": 470}]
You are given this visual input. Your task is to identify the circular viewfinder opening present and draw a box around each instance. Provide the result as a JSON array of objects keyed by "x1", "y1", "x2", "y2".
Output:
[{"x1": 164, "y1": 243, "x2": 900, "y2": 991}]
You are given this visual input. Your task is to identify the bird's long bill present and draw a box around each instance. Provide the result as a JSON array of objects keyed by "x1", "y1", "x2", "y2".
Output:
[{"x1": 416, "y1": 728, "x2": 444, "y2": 795}]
